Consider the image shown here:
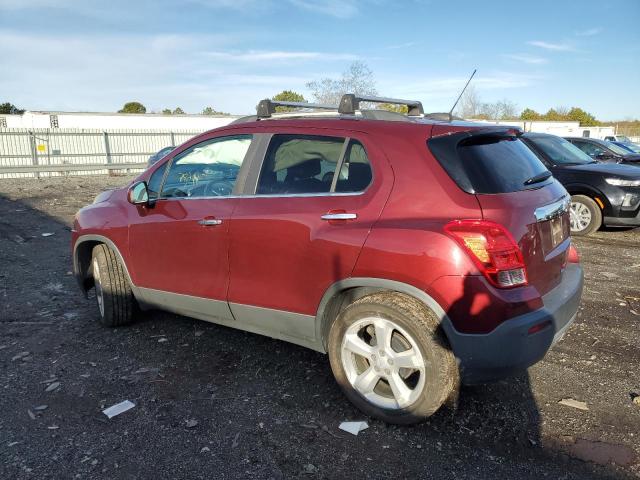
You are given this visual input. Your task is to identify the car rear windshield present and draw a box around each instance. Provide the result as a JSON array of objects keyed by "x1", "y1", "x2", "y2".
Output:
[{"x1": 428, "y1": 131, "x2": 552, "y2": 194}]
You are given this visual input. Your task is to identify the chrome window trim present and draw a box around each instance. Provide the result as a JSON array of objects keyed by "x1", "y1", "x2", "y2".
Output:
[
  {"x1": 151, "y1": 190, "x2": 367, "y2": 202},
  {"x1": 241, "y1": 190, "x2": 367, "y2": 199},
  {"x1": 534, "y1": 194, "x2": 570, "y2": 222}
]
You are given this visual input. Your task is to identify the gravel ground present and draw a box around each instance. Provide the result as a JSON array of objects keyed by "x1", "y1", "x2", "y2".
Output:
[{"x1": 1, "y1": 175, "x2": 639, "y2": 480}]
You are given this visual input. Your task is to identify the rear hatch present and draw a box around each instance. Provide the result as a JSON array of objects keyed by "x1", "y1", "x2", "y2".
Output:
[{"x1": 429, "y1": 126, "x2": 570, "y2": 295}]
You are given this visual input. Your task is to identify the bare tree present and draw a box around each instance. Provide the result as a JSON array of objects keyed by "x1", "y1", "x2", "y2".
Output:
[
  {"x1": 306, "y1": 61, "x2": 378, "y2": 105},
  {"x1": 478, "y1": 99, "x2": 519, "y2": 120},
  {"x1": 456, "y1": 85, "x2": 481, "y2": 118},
  {"x1": 496, "y1": 99, "x2": 519, "y2": 120}
]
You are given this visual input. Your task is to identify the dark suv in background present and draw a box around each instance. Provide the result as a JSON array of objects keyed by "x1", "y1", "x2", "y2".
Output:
[
  {"x1": 522, "y1": 133, "x2": 640, "y2": 235},
  {"x1": 72, "y1": 95, "x2": 583, "y2": 424},
  {"x1": 565, "y1": 137, "x2": 640, "y2": 166}
]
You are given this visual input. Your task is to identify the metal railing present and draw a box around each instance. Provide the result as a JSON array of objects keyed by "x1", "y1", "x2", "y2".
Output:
[{"x1": 0, "y1": 128, "x2": 202, "y2": 179}]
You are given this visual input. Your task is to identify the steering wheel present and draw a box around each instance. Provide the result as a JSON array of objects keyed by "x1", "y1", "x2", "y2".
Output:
[{"x1": 204, "y1": 180, "x2": 234, "y2": 197}]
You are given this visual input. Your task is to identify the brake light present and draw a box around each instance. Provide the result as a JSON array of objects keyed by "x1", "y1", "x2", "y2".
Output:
[
  {"x1": 445, "y1": 220, "x2": 528, "y2": 288},
  {"x1": 568, "y1": 243, "x2": 580, "y2": 263}
]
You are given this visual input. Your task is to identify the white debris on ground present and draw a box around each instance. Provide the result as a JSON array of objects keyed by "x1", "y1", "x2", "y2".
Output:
[
  {"x1": 338, "y1": 421, "x2": 369, "y2": 436},
  {"x1": 558, "y1": 398, "x2": 589, "y2": 411},
  {"x1": 102, "y1": 400, "x2": 136, "y2": 419}
]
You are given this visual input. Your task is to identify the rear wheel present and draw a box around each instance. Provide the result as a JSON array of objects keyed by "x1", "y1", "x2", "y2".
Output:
[
  {"x1": 569, "y1": 195, "x2": 602, "y2": 236},
  {"x1": 91, "y1": 244, "x2": 135, "y2": 327},
  {"x1": 328, "y1": 292, "x2": 458, "y2": 424}
]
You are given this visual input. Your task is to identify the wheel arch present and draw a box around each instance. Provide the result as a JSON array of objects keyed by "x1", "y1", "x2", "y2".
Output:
[
  {"x1": 563, "y1": 183, "x2": 610, "y2": 212},
  {"x1": 315, "y1": 278, "x2": 457, "y2": 353},
  {"x1": 73, "y1": 234, "x2": 134, "y2": 294}
]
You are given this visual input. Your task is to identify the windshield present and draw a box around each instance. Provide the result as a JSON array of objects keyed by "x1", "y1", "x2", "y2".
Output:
[
  {"x1": 606, "y1": 142, "x2": 633, "y2": 155},
  {"x1": 621, "y1": 143, "x2": 640, "y2": 153},
  {"x1": 617, "y1": 135, "x2": 631, "y2": 142},
  {"x1": 528, "y1": 136, "x2": 594, "y2": 165}
]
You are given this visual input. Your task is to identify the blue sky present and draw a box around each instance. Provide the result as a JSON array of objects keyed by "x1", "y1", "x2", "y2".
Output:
[{"x1": 1, "y1": 0, "x2": 638, "y2": 119}]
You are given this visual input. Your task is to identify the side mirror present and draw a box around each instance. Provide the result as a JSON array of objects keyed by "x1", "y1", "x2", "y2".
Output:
[
  {"x1": 596, "y1": 152, "x2": 613, "y2": 160},
  {"x1": 127, "y1": 181, "x2": 149, "y2": 205}
]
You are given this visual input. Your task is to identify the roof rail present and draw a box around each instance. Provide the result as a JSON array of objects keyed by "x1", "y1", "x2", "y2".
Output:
[
  {"x1": 339, "y1": 94, "x2": 424, "y2": 116},
  {"x1": 256, "y1": 99, "x2": 338, "y2": 119}
]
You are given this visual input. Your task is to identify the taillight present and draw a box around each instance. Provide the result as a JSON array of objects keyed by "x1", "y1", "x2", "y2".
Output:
[
  {"x1": 445, "y1": 220, "x2": 528, "y2": 288},
  {"x1": 567, "y1": 243, "x2": 580, "y2": 263}
]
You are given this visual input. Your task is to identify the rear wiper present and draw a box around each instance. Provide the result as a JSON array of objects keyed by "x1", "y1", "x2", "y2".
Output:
[{"x1": 524, "y1": 171, "x2": 552, "y2": 185}]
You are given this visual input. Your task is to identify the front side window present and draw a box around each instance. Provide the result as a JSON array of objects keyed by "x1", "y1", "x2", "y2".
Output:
[
  {"x1": 573, "y1": 141, "x2": 604, "y2": 157},
  {"x1": 160, "y1": 135, "x2": 252, "y2": 198},
  {"x1": 256, "y1": 135, "x2": 372, "y2": 195}
]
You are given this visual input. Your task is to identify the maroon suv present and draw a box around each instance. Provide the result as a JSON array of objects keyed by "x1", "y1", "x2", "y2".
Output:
[{"x1": 72, "y1": 95, "x2": 583, "y2": 424}]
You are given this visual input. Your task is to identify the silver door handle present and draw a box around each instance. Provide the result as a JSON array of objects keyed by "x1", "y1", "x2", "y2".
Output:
[
  {"x1": 198, "y1": 218, "x2": 223, "y2": 226},
  {"x1": 321, "y1": 213, "x2": 357, "y2": 221}
]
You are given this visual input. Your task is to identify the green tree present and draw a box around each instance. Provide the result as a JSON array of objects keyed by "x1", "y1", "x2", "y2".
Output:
[
  {"x1": 172, "y1": 107, "x2": 185, "y2": 114},
  {"x1": 542, "y1": 108, "x2": 563, "y2": 121},
  {"x1": 118, "y1": 102, "x2": 146, "y2": 114},
  {"x1": 567, "y1": 107, "x2": 599, "y2": 126},
  {"x1": 202, "y1": 106, "x2": 230, "y2": 115},
  {"x1": 520, "y1": 108, "x2": 541, "y2": 120},
  {"x1": 0, "y1": 102, "x2": 25, "y2": 114},
  {"x1": 271, "y1": 90, "x2": 306, "y2": 112},
  {"x1": 378, "y1": 103, "x2": 408, "y2": 114},
  {"x1": 161, "y1": 108, "x2": 172, "y2": 114}
]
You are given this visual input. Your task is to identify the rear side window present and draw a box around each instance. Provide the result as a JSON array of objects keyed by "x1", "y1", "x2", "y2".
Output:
[
  {"x1": 428, "y1": 132, "x2": 551, "y2": 194},
  {"x1": 256, "y1": 135, "x2": 372, "y2": 195}
]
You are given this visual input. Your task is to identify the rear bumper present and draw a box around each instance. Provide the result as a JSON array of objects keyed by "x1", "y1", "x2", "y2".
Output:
[{"x1": 444, "y1": 263, "x2": 584, "y2": 384}]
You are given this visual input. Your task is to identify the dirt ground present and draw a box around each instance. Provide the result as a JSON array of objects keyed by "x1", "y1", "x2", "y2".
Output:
[{"x1": 1, "y1": 175, "x2": 639, "y2": 480}]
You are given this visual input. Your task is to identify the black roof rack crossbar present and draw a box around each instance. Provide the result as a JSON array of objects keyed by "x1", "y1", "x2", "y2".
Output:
[
  {"x1": 256, "y1": 99, "x2": 338, "y2": 119},
  {"x1": 339, "y1": 94, "x2": 424, "y2": 116}
]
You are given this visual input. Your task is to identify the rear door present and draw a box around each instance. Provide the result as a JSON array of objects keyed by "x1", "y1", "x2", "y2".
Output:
[
  {"x1": 227, "y1": 128, "x2": 393, "y2": 337},
  {"x1": 430, "y1": 129, "x2": 570, "y2": 295}
]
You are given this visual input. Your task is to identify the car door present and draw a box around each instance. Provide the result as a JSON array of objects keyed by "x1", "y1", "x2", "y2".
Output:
[
  {"x1": 226, "y1": 128, "x2": 393, "y2": 341},
  {"x1": 127, "y1": 134, "x2": 255, "y2": 320}
]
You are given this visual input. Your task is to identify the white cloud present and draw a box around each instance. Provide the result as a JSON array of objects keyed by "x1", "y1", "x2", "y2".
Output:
[
  {"x1": 288, "y1": 0, "x2": 358, "y2": 19},
  {"x1": 527, "y1": 40, "x2": 575, "y2": 51},
  {"x1": 384, "y1": 72, "x2": 539, "y2": 100},
  {"x1": 503, "y1": 53, "x2": 548, "y2": 64},
  {"x1": 203, "y1": 50, "x2": 357, "y2": 62},
  {"x1": 0, "y1": 30, "x2": 346, "y2": 114},
  {"x1": 385, "y1": 42, "x2": 417, "y2": 50},
  {"x1": 576, "y1": 27, "x2": 602, "y2": 36}
]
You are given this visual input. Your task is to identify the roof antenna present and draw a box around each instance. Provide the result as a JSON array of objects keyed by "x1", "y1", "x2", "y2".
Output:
[{"x1": 448, "y1": 69, "x2": 476, "y2": 121}]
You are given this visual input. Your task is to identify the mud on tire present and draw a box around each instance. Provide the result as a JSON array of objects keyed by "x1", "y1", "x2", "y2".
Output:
[{"x1": 327, "y1": 292, "x2": 458, "y2": 424}]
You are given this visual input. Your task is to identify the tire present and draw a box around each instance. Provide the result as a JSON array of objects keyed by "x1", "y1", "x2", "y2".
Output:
[
  {"x1": 328, "y1": 292, "x2": 458, "y2": 424},
  {"x1": 91, "y1": 244, "x2": 135, "y2": 327},
  {"x1": 570, "y1": 195, "x2": 602, "y2": 236}
]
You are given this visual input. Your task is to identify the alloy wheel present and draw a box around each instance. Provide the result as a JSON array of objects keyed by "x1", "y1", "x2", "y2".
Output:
[
  {"x1": 341, "y1": 316, "x2": 426, "y2": 410},
  {"x1": 570, "y1": 201, "x2": 592, "y2": 232}
]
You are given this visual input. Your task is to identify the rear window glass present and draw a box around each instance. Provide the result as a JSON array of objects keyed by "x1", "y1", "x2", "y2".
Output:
[{"x1": 428, "y1": 133, "x2": 551, "y2": 194}]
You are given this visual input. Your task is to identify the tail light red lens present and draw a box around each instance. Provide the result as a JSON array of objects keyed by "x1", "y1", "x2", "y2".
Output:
[
  {"x1": 568, "y1": 243, "x2": 580, "y2": 263},
  {"x1": 445, "y1": 220, "x2": 528, "y2": 288}
]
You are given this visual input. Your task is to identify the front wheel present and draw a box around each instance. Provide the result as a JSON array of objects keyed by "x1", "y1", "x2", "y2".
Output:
[
  {"x1": 91, "y1": 244, "x2": 136, "y2": 327},
  {"x1": 327, "y1": 292, "x2": 458, "y2": 424},
  {"x1": 569, "y1": 195, "x2": 602, "y2": 236}
]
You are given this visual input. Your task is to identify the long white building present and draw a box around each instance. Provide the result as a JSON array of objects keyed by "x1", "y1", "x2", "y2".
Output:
[{"x1": 1, "y1": 111, "x2": 238, "y2": 130}]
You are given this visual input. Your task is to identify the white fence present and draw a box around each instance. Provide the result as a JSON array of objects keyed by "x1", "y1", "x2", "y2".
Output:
[{"x1": 0, "y1": 128, "x2": 203, "y2": 179}]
